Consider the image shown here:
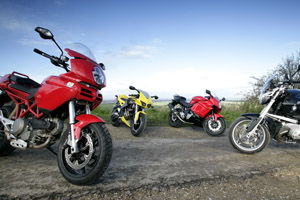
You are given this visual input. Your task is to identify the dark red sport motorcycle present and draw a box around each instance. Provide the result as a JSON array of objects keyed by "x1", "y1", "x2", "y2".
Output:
[
  {"x1": 168, "y1": 90, "x2": 226, "y2": 136},
  {"x1": 0, "y1": 27, "x2": 112, "y2": 185}
]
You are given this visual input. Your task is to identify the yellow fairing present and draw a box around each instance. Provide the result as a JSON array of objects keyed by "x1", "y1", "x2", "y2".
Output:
[
  {"x1": 133, "y1": 92, "x2": 153, "y2": 108},
  {"x1": 117, "y1": 94, "x2": 128, "y2": 106},
  {"x1": 121, "y1": 116, "x2": 131, "y2": 127}
]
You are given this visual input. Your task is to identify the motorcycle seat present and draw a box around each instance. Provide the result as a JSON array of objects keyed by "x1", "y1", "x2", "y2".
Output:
[
  {"x1": 10, "y1": 74, "x2": 40, "y2": 88},
  {"x1": 10, "y1": 75, "x2": 40, "y2": 99}
]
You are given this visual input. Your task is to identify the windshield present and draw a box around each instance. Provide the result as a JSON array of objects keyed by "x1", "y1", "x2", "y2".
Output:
[
  {"x1": 65, "y1": 43, "x2": 97, "y2": 62},
  {"x1": 261, "y1": 76, "x2": 275, "y2": 94},
  {"x1": 140, "y1": 90, "x2": 150, "y2": 98}
]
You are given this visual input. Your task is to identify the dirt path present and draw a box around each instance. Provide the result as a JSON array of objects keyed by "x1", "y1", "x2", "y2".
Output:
[{"x1": 1, "y1": 125, "x2": 300, "y2": 199}]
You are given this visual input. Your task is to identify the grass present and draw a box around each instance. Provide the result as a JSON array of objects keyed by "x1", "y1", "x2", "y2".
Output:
[{"x1": 92, "y1": 101, "x2": 263, "y2": 127}]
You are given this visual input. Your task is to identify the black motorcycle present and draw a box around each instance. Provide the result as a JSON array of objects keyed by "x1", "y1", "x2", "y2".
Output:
[{"x1": 229, "y1": 67, "x2": 300, "y2": 153}]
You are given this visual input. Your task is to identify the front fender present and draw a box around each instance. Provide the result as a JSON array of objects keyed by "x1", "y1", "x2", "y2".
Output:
[
  {"x1": 241, "y1": 113, "x2": 260, "y2": 120},
  {"x1": 134, "y1": 111, "x2": 146, "y2": 123},
  {"x1": 73, "y1": 114, "x2": 105, "y2": 139},
  {"x1": 207, "y1": 113, "x2": 224, "y2": 120}
]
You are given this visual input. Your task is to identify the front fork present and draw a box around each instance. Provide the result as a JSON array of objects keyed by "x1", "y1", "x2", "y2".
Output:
[
  {"x1": 246, "y1": 88, "x2": 282, "y2": 136},
  {"x1": 69, "y1": 100, "x2": 78, "y2": 153}
]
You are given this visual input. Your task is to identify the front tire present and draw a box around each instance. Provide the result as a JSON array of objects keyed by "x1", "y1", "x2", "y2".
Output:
[
  {"x1": 203, "y1": 117, "x2": 226, "y2": 136},
  {"x1": 130, "y1": 113, "x2": 147, "y2": 136},
  {"x1": 0, "y1": 106, "x2": 15, "y2": 156},
  {"x1": 168, "y1": 111, "x2": 183, "y2": 128},
  {"x1": 228, "y1": 117, "x2": 270, "y2": 154},
  {"x1": 57, "y1": 123, "x2": 112, "y2": 185}
]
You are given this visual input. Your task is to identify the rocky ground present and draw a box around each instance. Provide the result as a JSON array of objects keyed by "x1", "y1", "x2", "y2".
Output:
[{"x1": 0, "y1": 124, "x2": 300, "y2": 200}]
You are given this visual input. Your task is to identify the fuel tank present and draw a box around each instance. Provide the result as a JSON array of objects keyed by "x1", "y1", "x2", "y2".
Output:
[
  {"x1": 283, "y1": 89, "x2": 300, "y2": 105},
  {"x1": 281, "y1": 89, "x2": 300, "y2": 119}
]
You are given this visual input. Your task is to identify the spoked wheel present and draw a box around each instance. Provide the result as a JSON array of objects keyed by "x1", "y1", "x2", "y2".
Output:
[
  {"x1": 228, "y1": 117, "x2": 270, "y2": 154},
  {"x1": 130, "y1": 113, "x2": 147, "y2": 137},
  {"x1": 111, "y1": 106, "x2": 121, "y2": 127},
  {"x1": 58, "y1": 123, "x2": 112, "y2": 185},
  {"x1": 168, "y1": 111, "x2": 183, "y2": 128},
  {"x1": 0, "y1": 106, "x2": 15, "y2": 156},
  {"x1": 203, "y1": 117, "x2": 226, "y2": 136}
]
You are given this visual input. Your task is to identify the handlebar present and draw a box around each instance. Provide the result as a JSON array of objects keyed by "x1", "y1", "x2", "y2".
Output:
[{"x1": 33, "y1": 48, "x2": 69, "y2": 71}]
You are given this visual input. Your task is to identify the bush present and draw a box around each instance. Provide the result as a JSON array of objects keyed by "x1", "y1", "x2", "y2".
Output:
[{"x1": 92, "y1": 101, "x2": 263, "y2": 127}]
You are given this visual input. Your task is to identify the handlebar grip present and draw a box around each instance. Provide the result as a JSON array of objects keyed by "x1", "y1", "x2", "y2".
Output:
[{"x1": 33, "y1": 48, "x2": 43, "y2": 55}]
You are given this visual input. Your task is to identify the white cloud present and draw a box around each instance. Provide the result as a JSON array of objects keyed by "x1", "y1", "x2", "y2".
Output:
[{"x1": 102, "y1": 67, "x2": 252, "y2": 100}]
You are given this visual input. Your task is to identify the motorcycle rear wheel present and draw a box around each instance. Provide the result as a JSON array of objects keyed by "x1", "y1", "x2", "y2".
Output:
[
  {"x1": 111, "y1": 107, "x2": 121, "y2": 127},
  {"x1": 57, "y1": 123, "x2": 112, "y2": 185},
  {"x1": 168, "y1": 111, "x2": 183, "y2": 128},
  {"x1": 203, "y1": 117, "x2": 226, "y2": 136},
  {"x1": 0, "y1": 106, "x2": 15, "y2": 156},
  {"x1": 130, "y1": 113, "x2": 147, "y2": 136},
  {"x1": 228, "y1": 117, "x2": 270, "y2": 154}
]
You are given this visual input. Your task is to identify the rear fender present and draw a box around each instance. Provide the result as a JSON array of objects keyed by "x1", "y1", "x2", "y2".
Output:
[
  {"x1": 73, "y1": 114, "x2": 105, "y2": 139},
  {"x1": 207, "y1": 113, "x2": 224, "y2": 120}
]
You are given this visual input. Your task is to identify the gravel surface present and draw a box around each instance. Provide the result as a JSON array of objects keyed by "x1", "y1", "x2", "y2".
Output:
[{"x1": 1, "y1": 124, "x2": 300, "y2": 200}]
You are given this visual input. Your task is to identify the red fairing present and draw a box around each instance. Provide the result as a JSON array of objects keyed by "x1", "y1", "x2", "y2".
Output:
[
  {"x1": 190, "y1": 96, "x2": 207, "y2": 105},
  {"x1": 73, "y1": 114, "x2": 105, "y2": 139},
  {"x1": 190, "y1": 96, "x2": 221, "y2": 118}
]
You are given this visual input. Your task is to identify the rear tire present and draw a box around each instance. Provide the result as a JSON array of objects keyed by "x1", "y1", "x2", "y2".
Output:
[
  {"x1": 111, "y1": 106, "x2": 121, "y2": 127},
  {"x1": 168, "y1": 111, "x2": 183, "y2": 128},
  {"x1": 228, "y1": 117, "x2": 270, "y2": 154},
  {"x1": 130, "y1": 113, "x2": 147, "y2": 136},
  {"x1": 203, "y1": 117, "x2": 226, "y2": 136},
  {"x1": 57, "y1": 123, "x2": 112, "y2": 185},
  {"x1": 0, "y1": 106, "x2": 15, "y2": 156}
]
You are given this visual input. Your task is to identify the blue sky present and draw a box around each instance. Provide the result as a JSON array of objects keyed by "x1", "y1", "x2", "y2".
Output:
[{"x1": 1, "y1": 0, "x2": 300, "y2": 100}]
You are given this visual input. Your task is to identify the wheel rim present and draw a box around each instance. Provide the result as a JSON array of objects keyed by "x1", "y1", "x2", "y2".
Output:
[
  {"x1": 133, "y1": 115, "x2": 144, "y2": 131},
  {"x1": 62, "y1": 127, "x2": 100, "y2": 176},
  {"x1": 171, "y1": 112, "x2": 178, "y2": 122},
  {"x1": 207, "y1": 118, "x2": 222, "y2": 132},
  {"x1": 232, "y1": 119, "x2": 266, "y2": 152}
]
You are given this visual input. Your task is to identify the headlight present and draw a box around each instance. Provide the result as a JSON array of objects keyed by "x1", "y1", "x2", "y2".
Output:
[
  {"x1": 259, "y1": 91, "x2": 272, "y2": 105},
  {"x1": 92, "y1": 66, "x2": 106, "y2": 85}
]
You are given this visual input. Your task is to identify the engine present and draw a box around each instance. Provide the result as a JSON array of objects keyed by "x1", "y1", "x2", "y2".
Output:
[
  {"x1": 174, "y1": 104, "x2": 193, "y2": 120},
  {"x1": 279, "y1": 123, "x2": 300, "y2": 141},
  {"x1": 11, "y1": 118, "x2": 64, "y2": 148}
]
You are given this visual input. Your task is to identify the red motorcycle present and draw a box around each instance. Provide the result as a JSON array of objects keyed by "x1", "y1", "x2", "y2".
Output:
[
  {"x1": 0, "y1": 27, "x2": 112, "y2": 185},
  {"x1": 168, "y1": 90, "x2": 226, "y2": 136}
]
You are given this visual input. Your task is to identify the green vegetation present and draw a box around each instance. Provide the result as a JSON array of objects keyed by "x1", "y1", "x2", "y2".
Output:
[{"x1": 92, "y1": 101, "x2": 263, "y2": 127}]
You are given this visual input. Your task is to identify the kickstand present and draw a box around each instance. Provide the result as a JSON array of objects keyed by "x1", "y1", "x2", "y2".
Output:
[{"x1": 47, "y1": 146, "x2": 57, "y2": 156}]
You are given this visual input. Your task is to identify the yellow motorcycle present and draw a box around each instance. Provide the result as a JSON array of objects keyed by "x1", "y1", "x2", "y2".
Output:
[{"x1": 111, "y1": 86, "x2": 158, "y2": 136}]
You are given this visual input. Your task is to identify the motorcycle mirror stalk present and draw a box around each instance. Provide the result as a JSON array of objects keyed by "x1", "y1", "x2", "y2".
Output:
[{"x1": 35, "y1": 26, "x2": 64, "y2": 58}]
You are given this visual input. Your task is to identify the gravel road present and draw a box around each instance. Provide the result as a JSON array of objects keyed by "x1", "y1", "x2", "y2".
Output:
[{"x1": 1, "y1": 124, "x2": 300, "y2": 200}]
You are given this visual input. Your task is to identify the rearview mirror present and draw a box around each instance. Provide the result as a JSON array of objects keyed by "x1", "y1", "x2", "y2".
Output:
[
  {"x1": 222, "y1": 97, "x2": 226, "y2": 101},
  {"x1": 206, "y1": 89, "x2": 211, "y2": 95},
  {"x1": 129, "y1": 86, "x2": 136, "y2": 90},
  {"x1": 152, "y1": 96, "x2": 159, "y2": 99},
  {"x1": 35, "y1": 27, "x2": 53, "y2": 40}
]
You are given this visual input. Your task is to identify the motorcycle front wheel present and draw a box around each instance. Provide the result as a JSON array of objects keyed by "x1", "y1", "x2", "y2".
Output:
[
  {"x1": 228, "y1": 117, "x2": 270, "y2": 154},
  {"x1": 203, "y1": 117, "x2": 226, "y2": 136},
  {"x1": 57, "y1": 123, "x2": 112, "y2": 185},
  {"x1": 130, "y1": 113, "x2": 147, "y2": 137}
]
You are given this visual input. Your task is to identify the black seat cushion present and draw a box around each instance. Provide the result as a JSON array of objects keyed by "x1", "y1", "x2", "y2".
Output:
[
  {"x1": 10, "y1": 75, "x2": 40, "y2": 99},
  {"x1": 10, "y1": 84, "x2": 39, "y2": 99}
]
